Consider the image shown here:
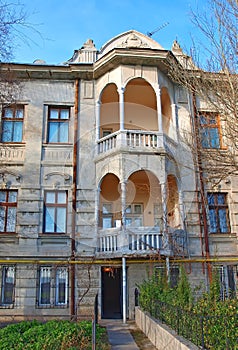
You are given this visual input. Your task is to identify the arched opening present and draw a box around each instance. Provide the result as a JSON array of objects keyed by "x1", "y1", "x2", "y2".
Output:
[
  {"x1": 126, "y1": 170, "x2": 161, "y2": 228},
  {"x1": 161, "y1": 87, "x2": 172, "y2": 135},
  {"x1": 124, "y1": 78, "x2": 157, "y2": 131},
  {"x1": 99, "y1": 173, "x2": 121, "y2": 228},
  {"x1": 167, "y1": 174, "x2": 180, "y2": 228},
  {"x1": 100, "y1": 83, "x2": 119, "y2": 137}
]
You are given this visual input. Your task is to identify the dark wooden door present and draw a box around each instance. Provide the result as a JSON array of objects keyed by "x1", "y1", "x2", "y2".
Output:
[{"x1": 101, "y1": 267, "x2": 122, "y2": 319}]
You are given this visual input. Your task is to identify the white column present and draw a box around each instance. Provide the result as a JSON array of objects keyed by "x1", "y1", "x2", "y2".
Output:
[
  {"x1": 161, "y1": 182, "x2": 167, "y2": 232},
  {"x1": 95, "y1": 100, "x2": 101, "y2": 140},
  {"x1": 121, "y1": 180, "x2": 127, "y2": 228},
  {"x1": 171, "y1": 103, "x2": 178, "y2": 141},
  {"x1": 118, "y1": 87, "x2": 125, "y2": 131},
  {"x1": 122, "y1": 257, "x2": 127, "y2": 324},
  {"x1": 155, "y1": 87, "x2": 163, "y2": 132}
]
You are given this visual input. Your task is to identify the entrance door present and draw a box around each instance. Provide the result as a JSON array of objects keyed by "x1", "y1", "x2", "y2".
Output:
[{"x1": 101, "y1": 267, "x2": 122, "y2": 319}]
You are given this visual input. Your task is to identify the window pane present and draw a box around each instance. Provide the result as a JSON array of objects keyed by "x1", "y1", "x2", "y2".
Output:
[
  {"x1": 200, "y1": 115, "x2": 207, "y2": 125},
  {"x1": 56, "y1": 208, "x2": 66, "y2": 233},
  {"x1": 46, "y1": 192, "x2": 55, "y2": 203},
  {"x1": 13, "y1": 122, "x2": 23, "y2": 142},
  {"x1": 57, "y1": 192, "x2": 66, "y2": 204},
  {"x1": 15, "y1": 108, "x2": 23, "y2": 119},
  {"x1": 134, "y1": 204, "x2": 142, "y2": 214},
  {"x1": 0, "y1": 191, "x2": 6, "y2": 202},
  {"x1": 2, "y1": 267, "x2": 15, "y2": 304},
  {"x1": 126, "y1": 205, "x2": 132, "y2": 214},
  {"x1": 103, "y1": 217, "x2": 112, "y2": 228},
  {"x1": 0, "y1": 207, "x2": 6, "y2": 231},
  {"x1": 208, "y1": 193, "x2": 214, "y2": 205},
  {"x1": 102, "y1": 204, "x2": 112, "y2": 214},
  {"x1": 45, "y1": 207, "x2": 55, "y2": 232},
  {"x1": 217, "y1": 193, "x2": 225, "y2": 205},
  {"x1": 125, "y1": 218, "x2": 132, "y2": 226},
  {"x1": 134, "y1": 217, "x2": 142, "y2": 226},
  {"x1": 59, "y1": 123, "x2": 68, "y2": 142},
  {"x1": 2, "y1": 121, "x2": 13, "y2": 142},
  {"x1": 60, "y1": 109, "x2": 69, "y2": 120},
  {"x1": 6, "y1": 207, "x2": 16, "y2": 232},
  {"x1": 209, "y1": 209, "x2": 217, "y2": 233},
  {"x1": 49, "y1": 109, "x2": 59, "y2": 119},
  {"x1": 40, "y1": 268, "x2": 51, "y2": 305},
  {"x1": 56, "y1": 268, "x2": 67, "y2": 305},
  {"x1": 4, "y1": 108, "x2": 13, "y2": 118},
  {"x1": 201, "y1": 128, "x2": 209, "y2": 148},
  {"x1": 8, "y1": 191, "x2": 17, "y2": 202},
  {"x1": 219, "y1": 209, "x2": 228, "y2": 233},
  {"x1": 209, "y1": 128, "x2": 220, "y2": 148},
  {"x1": 48, "y1": 122, "x2": 58, "y2": 142}
]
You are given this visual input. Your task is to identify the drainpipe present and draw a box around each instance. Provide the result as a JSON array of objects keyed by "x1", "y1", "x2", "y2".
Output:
[
  {"x1": 191, "y1": 93, "x2": 212, "y2": 284},
  {"x1": 71, "y1": 78, "x2": 79, "y2": 318},
  {"x1": 122, "y1": 256, "x2": 127, "y2": 324}
]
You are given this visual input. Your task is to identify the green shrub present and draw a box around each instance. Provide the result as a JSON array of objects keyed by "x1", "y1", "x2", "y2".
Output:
[{"x1": 0, "y1": 320, "x2": 107, "y2": 350}]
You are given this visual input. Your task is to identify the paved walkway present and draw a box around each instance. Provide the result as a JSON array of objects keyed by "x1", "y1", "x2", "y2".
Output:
[{"x1": 100, "y1": 320, "x2": 139, "y2": 350}]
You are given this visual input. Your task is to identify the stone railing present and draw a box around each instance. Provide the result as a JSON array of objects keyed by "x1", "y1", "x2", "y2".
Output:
[
  {"x1": 97, "y1": 226, "x2": 164, "y2": 255},
  {"x1": 97, "y1": 130, "x2": 177, "y2": 156}
]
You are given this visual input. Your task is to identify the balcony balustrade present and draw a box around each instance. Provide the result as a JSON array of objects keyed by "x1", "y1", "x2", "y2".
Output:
[
  {"x1": 97, "y1": 130, "x2": 177, "y2": 156},
  {"x1": 97, "y1": 226, "x2": 187, "y2": 257}
]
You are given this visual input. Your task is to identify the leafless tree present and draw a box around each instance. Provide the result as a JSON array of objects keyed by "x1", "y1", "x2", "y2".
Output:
[{"x1": 168, "y1": 0, "x2": 238, "y2": 186}]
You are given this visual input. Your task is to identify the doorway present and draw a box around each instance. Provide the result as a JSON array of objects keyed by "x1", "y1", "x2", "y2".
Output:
[{"x1": 101, "y1": 267, "x2": 122, "y2": 319}]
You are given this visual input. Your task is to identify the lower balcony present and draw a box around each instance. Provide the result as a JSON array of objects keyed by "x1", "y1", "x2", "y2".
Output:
[{"x1": 96, "y1": 226, "x2": 187, "y2": 258}]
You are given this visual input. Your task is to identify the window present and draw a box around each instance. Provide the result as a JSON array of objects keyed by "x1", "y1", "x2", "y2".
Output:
[
  {"x1": 102, "y1": 203, "x2": 113, "y2": 229},
  {"x1": 38, "y1": 266, "x2": 68, "y2": 307},
  {"x1": 0, "y1": 190, "x2": 18, "y2": 233},
  {"x1": 1, "y1": 105, "x2": 24, "y2": 142},
  {"x1": 47, "y1": 106, "x2": 70, "y2": 143},
  {"x1": 154, "y1": 204, "x2": 163, "y2": 229},
  {"x1": 125, "y1": 203, "x2": 143, "y2": 227},
  {"x1": 216, "y1": 265, "x2": 237, "y2": 300},
  {"x1": 199, "y1": 113, "x2": 220, "y2": 148},
  {"x1": 0, "y1": 266, "x2": 15, "y2": 306},
  {"x1": 44, "y1": 191, "x2": 67, "y2": 233},
  {"x1": 102, "y1": 129, "x2": 112, "y2": 137},
  {"x1": 207, "y1": 193, "x2": 230, "y2": 233}
]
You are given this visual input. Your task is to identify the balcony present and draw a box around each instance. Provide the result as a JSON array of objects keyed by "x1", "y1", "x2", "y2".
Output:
[
  {"x1": 97, "y1": 130, "x2": 177, "y2": 156},
  {"x1": 96, "y1": 226, "x2": 187, "y2": 258}
]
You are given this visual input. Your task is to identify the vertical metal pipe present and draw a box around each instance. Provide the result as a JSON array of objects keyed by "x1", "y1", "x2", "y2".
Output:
[
  {"x1": 122, "y1": 257, "x2": 127, "y2": 324},
  {"x1": 71, "y1": 79, "x2": 79, "y2": 319}
]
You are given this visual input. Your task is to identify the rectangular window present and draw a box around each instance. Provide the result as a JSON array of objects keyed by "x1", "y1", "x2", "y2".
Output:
[
  {"x1": 38, "y1": 266, "x2": 68, "y2": 307},
  {"x1": 47, "y1": 106, "x2": 70, "y2": 143},
  {"x1": 208, "y1": 193, "x2": 230, "y2": 233},
  {"x1": 1, "y1": 266, "x2": 15, "y2": 305},
  {"x1": 0, "y1": 190, "x2": 18, "y2": 233},
  {"x1": 44, "y1": 191, "x2": 67, "y2": 234},
  {"x1": 1, "y1": 105, "x2": 24, "y2": 142},
  {"x1": 199, "y1": 113, "x2": 220, "y2": 149},
  {"x1": 217, "y1": 265, "x2": 237, "y2": 300},
  {"x1": 125, "y1": 203, "x2": 143, "y2": 227}
]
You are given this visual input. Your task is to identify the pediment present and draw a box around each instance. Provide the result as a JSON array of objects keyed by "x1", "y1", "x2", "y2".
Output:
[{"x1": 98, "y1": 30, "x2": 164, "y2": 59}]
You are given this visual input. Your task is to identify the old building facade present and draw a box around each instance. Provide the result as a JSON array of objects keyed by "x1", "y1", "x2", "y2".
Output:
[{"x1": 0, "y1": 30, "x2": 237, "y2": 321}]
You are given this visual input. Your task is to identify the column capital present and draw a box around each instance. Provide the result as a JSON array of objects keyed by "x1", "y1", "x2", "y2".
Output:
[{"x1": 117, "y1": 86, "x2": 125, "y2": 95}]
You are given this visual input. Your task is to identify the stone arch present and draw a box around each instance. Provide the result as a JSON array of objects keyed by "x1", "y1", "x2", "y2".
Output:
[
  {"x1": 124, "y1": 78, "x2": 158, "y2": 131},
  {"x1": 99, "y1": 83, "x2": 119, "y2": 137},
  {"x1": 99, "y1": 173, "x2": 121, "y2": 228},
  {"x1": 161, "y1": 87, "x2": 172, "y2": 135}
]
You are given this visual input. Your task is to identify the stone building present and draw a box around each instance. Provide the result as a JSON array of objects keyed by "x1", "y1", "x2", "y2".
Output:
[{"x1": 0, "y1": 30, "x2": 237, "y2": 321}]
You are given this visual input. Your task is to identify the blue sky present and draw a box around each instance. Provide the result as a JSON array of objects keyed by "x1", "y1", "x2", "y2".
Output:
[{"x1": 13, "y1": 0, "x2": 209, "y2": 64}]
